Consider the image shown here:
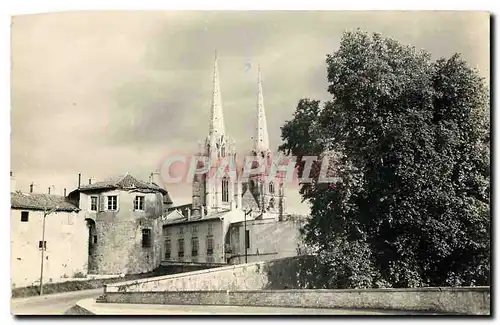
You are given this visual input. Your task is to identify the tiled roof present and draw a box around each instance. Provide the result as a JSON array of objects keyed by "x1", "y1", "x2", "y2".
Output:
[
  {"x1": 11, "y1": 192, "x2": 79, "y2": 212},
  {"x1": 78, "y1": 173, "x2": 172, "y2": 203},
  {"x1": 163, "y1": 210, "x2": 228, "y2": 226}
]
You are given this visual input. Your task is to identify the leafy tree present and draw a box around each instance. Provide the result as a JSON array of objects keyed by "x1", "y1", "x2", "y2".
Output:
[{"x1": 280, "y1": 30, "x2": 490, "y2": 288}]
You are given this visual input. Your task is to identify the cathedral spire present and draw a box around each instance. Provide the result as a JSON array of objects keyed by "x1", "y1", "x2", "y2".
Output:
[
  {"x1": 255, "y1": 65, "x2": 270, "y2": 153},
  {"x1": 209, "y1": 51, "x2": 225, "y2": 140}
]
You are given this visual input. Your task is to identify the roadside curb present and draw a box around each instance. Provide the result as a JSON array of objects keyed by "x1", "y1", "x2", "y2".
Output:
[{"x1": 73, "y1": 298, "x2": 97, "y2": 315}]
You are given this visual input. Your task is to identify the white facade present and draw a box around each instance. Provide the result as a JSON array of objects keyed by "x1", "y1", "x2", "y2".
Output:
[{"x1": 10, "y1": 208, "x2": 88, "y2": 288}]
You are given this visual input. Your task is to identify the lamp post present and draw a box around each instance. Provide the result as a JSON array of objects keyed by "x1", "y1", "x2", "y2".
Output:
[
  {"x1": 39, "y1": 205, "x2": 59, "y2": 295},
  {"x1": 244, "y1": 209, "x2": 252, "y2": 263}
]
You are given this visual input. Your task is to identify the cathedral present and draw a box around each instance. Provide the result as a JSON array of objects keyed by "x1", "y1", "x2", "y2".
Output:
[
  {"x1": 162, "y1": 53, "x2": 303, "y2": 265},
  {"x1": 190, "y1": 53, "x2": 287, "y2": 220}
]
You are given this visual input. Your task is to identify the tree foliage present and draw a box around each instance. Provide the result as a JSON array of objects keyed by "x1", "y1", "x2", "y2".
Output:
[{"x1": 279, "y1": 30, "x2": 490, "y2": 288}]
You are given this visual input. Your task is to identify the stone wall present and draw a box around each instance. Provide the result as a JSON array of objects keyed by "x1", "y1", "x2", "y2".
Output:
[
  {"x1": 105, "y1": 256, "x2": 319, "y2": 292},
  {"x1": 102, "y1": 288, "x2": 490, "y2": 315},
  {"x1": 83, "y1": 190, "x2": 163, "y2": 275},
  {"x1": 102, "y1": 255, "x2": 490, "y2": 315}
]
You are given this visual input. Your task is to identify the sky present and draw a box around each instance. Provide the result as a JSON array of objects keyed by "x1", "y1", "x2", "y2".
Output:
[{"x1": 10, "y1": 11, "x2": 490, "y2": 214}]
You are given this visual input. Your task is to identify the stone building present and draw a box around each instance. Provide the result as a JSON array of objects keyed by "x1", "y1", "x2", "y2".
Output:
[
  {"x1": 67, "y1": 173, "x2": 173, "y2": 275},
  {"x1": 162, "y1": 54, "x2": 304, "y2": 266},
  {"x1": 10, "y1": 190, "x2": 86, "y2": 288}
]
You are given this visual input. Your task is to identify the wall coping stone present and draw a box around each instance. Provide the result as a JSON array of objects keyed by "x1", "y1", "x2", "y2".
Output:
[{"x1": 106, "y1": 286, "x2": 491, "y2": 294}]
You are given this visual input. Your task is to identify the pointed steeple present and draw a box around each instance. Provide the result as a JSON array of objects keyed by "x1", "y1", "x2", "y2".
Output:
[
  {"x1": 255, "y1": 65, "x2": 270, "y2": 153},
  {"x1": 209, "y1": 51, "x2": 225, "y2": 141}
]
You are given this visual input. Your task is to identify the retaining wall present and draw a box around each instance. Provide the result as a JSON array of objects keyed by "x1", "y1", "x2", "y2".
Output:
[{"x1": 102, "y1": 287, "x2": 490, "y2": 315}]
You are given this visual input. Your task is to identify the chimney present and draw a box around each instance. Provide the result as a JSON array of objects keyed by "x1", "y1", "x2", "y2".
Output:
[
  {"x1": 29, "y1": 182, "x2": 34, "y2": 193},
  {"x1": 64, "y1": 188, "x2": 67, "y2": 197},
  {"x1": 78, "y1": 173, "x2": 81, "y2": 189},
  {"x1": 89, "y1": 178, "x2": 92, "y2": 185},
  {"x1": 10, "y1": 171, "x2": 15, "y2": 192}
]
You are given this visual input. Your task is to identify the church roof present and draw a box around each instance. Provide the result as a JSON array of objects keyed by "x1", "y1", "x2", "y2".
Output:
[
  {"x1": 11, "y1": 192, "x2": 79, "y2": 212},
  {"x1": 241, "y1": 186, "x2": 261, "y2": 211},
  {"x1": 78, "y1": 173, "x2": 172, "y2": 203}
]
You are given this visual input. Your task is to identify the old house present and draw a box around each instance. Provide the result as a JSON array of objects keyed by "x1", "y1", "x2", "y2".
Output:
[
  {"x1": 67, "y1": 173, "x2": 173, "y2": 275},
  {"x1": 10, "y1": 190, "x2": 86, "y2": 288}
]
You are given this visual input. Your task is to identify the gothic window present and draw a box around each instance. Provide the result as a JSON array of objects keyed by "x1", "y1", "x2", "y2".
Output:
[
  {"x1": 269, "y1": 181, "x2": 275, "y2": 194},
  {"x1": 222, "y1": 177, "x2": 229, "y2": 202},
  {"x1": 269, "y1": 198, "x2": 275, "y2": 209}
]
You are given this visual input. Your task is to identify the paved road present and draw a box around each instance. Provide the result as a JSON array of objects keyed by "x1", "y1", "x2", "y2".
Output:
[
  {"x1": 11, "y1": 289, "x2": 103, "y2": 315},
  {"x1": 12, "y1": 290, "x2": 436, "y2": 316}
]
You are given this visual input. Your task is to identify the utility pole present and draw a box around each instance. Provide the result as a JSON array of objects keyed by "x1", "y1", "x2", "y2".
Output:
[
  {"x1": 244, "y1": 209, "x2": 252, "y2": 263},
  {"x1": 39, "y1": 205, "x2": 59, "y2": 295}
]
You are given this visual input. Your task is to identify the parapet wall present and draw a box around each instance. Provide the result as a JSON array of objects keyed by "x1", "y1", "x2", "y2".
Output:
[
  {"x1": 106, "y1": 255, "x2": 318, "y2": 292},
  {"x1": 102, "y1": 256, "x2": 490, "y2": 315},
  {"x1": 102, "y1": 287, "x2": 490, "y2": 315}
]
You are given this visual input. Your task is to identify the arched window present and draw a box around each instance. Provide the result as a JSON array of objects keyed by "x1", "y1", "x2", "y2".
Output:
[
  {"x1": 221, "y1": 145, "x2": 225, "y2": 157},
  {"x1": 222, "y1": 177, "x2": 229, "y2": 202},
  {"x1": 269, "y1": 181, "x2": 275, "y2": 194},
  {"x1": 269, "y1": 198, "x2": 275, "y2": 209},
  {"x1": 279, "y1": 183, "x2": 284, "y2": 196}
]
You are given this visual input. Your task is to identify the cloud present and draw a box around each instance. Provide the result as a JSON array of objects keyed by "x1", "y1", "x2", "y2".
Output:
[{"x1": 11, "y1": 11, "x2": 490, "y2": 213}]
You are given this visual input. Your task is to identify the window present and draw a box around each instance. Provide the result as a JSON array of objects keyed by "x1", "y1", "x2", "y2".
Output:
[
  {"x1": 208, "y1": 223, "x2": 213, "y2": 235},
  {"x1": 20, "y1": 211, "x2": 29, "y2": 222},
  {"x1": 207, "y1": 237, "x2": 214, "y2": 256},
  {"x1": 179, "y1": 226, "x2": 184, "y2": 235},
  {"x1": 134, "y1": 196, "x2": 145, "y2": 211},
  {"x1": 245, "y1": 230, "x2": 250, "y2": 249},
  {"x1": 107, "y1": 195, "x2": 117, "y2": 211},
  {"x1": 222, "y1": 177, "x2": 229, "y2": 202},
  {"x1": 191, "y1": 237, "x2": 199, "y2": 256},
  {"x1": 269, "y1": 198, "x2": 275, "y2": 209},
  {"x1": 165, "y1": 240, "x2": 171, "y2": 259},
  {"x1": 90, "y1": 196, "x2": 98, "y2": 211},
  {"x1": 38, "y1": 241, "x2": 47, "y2": 250},
  {"x1": 269, "y1": 182, "x2": 275, "y2": 194},
  {"x1": 142, "y1": 229, "x2": 152, "y2": 248},
  {"x1": 191, "y1": 225, "x2": 198, "y2": 234},
  {"x1": 165, "y1": 227, "x2": 171, "y2": 237},
  {"x1": 178, "y1": 238, "x2": 184, "y2": 257},
  {"x1": 93, "y1": 236, "x2": 97, "y2": 244}
]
